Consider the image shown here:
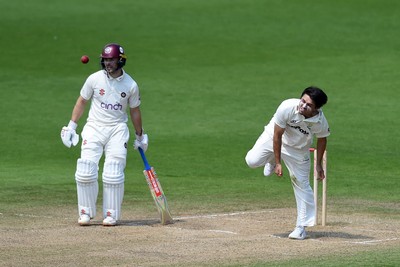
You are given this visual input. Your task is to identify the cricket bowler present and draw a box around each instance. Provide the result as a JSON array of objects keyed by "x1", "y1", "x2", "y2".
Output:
[
  {"x1": 245, "y1": 86, "x2": 330, "y2": 239},
  {"x1": 60, "y1": 43, "x2": 148, "y2": 226}
]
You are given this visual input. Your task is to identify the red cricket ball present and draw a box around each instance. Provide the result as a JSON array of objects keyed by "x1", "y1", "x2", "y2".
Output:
[{"x1": 81, "y1": 55, "x2": 89, "y2": 64}]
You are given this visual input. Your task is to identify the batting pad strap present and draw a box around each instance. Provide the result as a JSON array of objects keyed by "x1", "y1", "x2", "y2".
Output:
[
  {"x1": 75, "y1": 159, "x2": 98, "y2": 183},
  {"x1": 79, "y1": 205, "x2": 92, "y2": 217},
  {"x1": 104, "y1": 209, "x2": 116, "y2": 219},
  {"x1": 102, "y1": 160, "x2": 124, "y2": 184}
]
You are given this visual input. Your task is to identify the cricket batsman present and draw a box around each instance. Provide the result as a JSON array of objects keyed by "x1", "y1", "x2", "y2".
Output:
[
  {"x1": 245, "y1": 86, "x2": 330, "y2": 239},
  {"x1": 60, "y1": 43, "x2": 148, "y2": 226}
]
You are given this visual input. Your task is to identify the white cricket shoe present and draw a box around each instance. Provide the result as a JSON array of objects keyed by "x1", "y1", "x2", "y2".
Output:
[
  {"x1": 288, "y1": 226, "x2": 306, "y2": 240},
  {"x1": 78, "y1": 214, "x2": 91, "y2": 226},
  {"x1": 103, "y1": 216, "x2": 117, "y2": 226},
  {"x1": 263, "y1": 163, "x2": 275, "y2": 177}
]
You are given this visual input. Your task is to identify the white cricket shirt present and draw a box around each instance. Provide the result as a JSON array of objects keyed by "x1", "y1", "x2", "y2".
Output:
[
  {"x1": 80, "y1": 70, "x2": 140, "y2": 126},
  {"x1": 265, "y1": 98, "x2": 330, "y2": 150}
]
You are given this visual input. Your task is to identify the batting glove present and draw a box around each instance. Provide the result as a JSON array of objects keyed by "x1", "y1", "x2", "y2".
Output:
[
  {"x1": 134, "y1": 132, "x2": 149, "y2": 152},
  {"x1": 60, "y1": 120, "x2": 79, "y2": 148}
]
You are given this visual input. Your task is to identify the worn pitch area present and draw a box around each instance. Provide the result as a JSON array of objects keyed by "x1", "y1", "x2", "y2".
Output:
[{"x1": 1, "y1": 207, "x2": 399, "y2": 266}]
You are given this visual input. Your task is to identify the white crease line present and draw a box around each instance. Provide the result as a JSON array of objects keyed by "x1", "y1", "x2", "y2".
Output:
[
  {"x1": 175, "y1": 210, "x2": 274, "y2": 220},
  {"x1": 208, "y1": 230, "x2": 237, "y2": 235},
  {"x1": 174, "y1": 227, "x2": 237, "y2": 235},
  {"x1": 14, "y1": 214, "x2": 53, "y2": 219},
  {"x1": 346, "y1": 238, "x2": 399, "y2": 245}
]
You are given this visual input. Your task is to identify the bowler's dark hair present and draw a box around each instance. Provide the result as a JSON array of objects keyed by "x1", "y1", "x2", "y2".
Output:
[{"x1": 301, "y1": 86, "x2": 328, "y2": 109}]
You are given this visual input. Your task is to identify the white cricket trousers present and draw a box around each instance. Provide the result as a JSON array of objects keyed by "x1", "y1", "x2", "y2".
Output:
[
  {"x1": 245, "y1": 130, "x2": 316, "y2": 227},
  {"x1": 81, "y1": 122, "x2": 129, "y2": 166}
]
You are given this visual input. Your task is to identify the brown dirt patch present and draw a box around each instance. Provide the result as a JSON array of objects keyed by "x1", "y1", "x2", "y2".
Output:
[{"x1": 1, "y1": 208, "x2": 399, "y2": 266}]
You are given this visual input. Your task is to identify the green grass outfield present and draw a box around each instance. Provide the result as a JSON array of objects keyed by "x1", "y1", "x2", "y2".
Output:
[{"x1": 1, "y1": 0, "x2": 399, "y2": 265}]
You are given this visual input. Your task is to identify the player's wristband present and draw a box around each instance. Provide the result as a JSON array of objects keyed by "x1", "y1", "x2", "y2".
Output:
[{"x1": 68, "y1": 120, "x2": 78, "y2": 130}]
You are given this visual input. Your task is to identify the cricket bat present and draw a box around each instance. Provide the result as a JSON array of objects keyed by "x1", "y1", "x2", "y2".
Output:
[{"x1": 138, "y1": 148, "x2": 173, "y2": 225}]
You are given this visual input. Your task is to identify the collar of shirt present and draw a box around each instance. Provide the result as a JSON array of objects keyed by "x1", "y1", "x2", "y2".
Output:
[
  {"x1": 294, "y1": 106, "x2": 322, "y2": 123},
  {"x1": 105, "y1": 69, "x2": 125, "y2": 81},
  {"x1": 303, "y1": 110, "x2": 322, "y2": 123}
]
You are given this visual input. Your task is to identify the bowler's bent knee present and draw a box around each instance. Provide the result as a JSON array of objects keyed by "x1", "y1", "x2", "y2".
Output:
[{"x1": 245, "y1": 152, "x2": 260, "y2": 168}]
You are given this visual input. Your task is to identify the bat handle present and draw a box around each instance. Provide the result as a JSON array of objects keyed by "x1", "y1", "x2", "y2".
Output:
[{"x1": 138, "y1": 147, "x2": 151, "y2": 171}]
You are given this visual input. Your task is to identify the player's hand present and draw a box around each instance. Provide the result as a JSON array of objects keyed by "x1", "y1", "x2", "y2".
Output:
[
  {"x1": 60, "y1": 121, "x2": 79, "y2": 148},
  {"x1": 315, "y1": 164, "x2": 325, "y2": 180},
  {"x1": 134, "y1": 133, "x2": 149, "y2": 152},
  {"x1": 275, "y1": 163, "x2": 283, "y2": 177}
]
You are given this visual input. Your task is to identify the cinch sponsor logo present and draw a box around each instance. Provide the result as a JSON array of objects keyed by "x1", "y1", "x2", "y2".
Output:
[
  {"x1": 101, "y1": 102, "x2": 123, "y2": 110},
  {"x1": 289, "y1": 125, "x2": 309, "y2": 135}
]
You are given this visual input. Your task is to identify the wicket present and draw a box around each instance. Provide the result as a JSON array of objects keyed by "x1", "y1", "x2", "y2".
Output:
[{"x1": 310, "y1": 148, "x2": 327, "y2": 226}]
